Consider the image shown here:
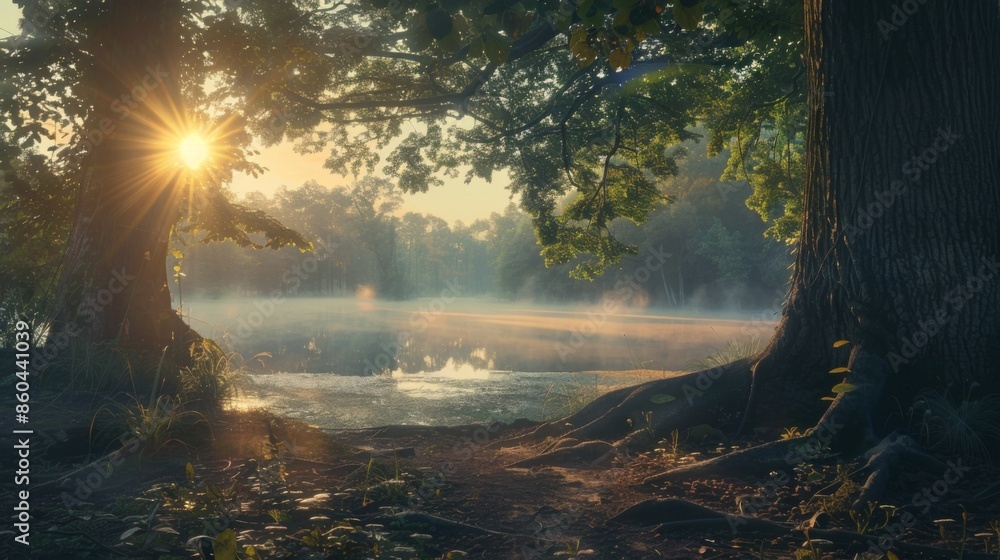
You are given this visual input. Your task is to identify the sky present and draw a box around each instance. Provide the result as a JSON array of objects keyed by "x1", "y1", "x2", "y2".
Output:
[{"x1": 0, "y1": 2, "x2": 514, "y2": 225}]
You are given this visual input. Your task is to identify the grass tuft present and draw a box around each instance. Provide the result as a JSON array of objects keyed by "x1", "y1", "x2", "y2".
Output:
[{"x1": 689, "y1": 335, "x2": 761, "y2": 370}]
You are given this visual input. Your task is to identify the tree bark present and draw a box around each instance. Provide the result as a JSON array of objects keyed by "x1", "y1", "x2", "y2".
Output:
[
  {"x1": 745, "y1": 0, "x2": 1000, "y2": 427},
  {"x1": 47, "y1": 0, "x2": 198, "y2": 380}
]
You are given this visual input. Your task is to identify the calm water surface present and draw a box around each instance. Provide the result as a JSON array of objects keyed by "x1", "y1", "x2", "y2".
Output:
[{"x1": 183, "y1": 298, "x2": 777, "y2": 428}]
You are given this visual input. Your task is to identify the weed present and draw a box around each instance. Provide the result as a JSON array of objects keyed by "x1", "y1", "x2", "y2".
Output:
[
  {"x1": 180, "y1": 340, "x2": 261, "y2": 411},
  {"x1": 781, "y1": 426, "x2": 805, "y2": 440},
  {"x1": 656, "y1": 428, "x2": 684, "y2": 457},
  {"x1": 976, "y1": 519, "x2": 1000, "y2": 558},
  {"x1": 689, "y1": 335, "x2": 760, "y2": 370},
  {"x1": 266, "y1": 509, "x2": 289, "y2": 524},
  {"x1": 542, "y1": 373, "x2": 629, "y2": 420},
  {"x1": 910, "y1": 385, "x2": 1000, "y2": 468}
]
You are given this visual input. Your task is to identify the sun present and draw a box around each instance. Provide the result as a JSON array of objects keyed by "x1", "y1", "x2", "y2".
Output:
[{"x1": 177, "y1": 133, "x2": 209, "y2": 170}]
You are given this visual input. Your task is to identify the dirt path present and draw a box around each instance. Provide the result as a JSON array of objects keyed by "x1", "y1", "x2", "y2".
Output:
[{"x1": 5, "y1": 405, "x2": 999, "y2": 559}]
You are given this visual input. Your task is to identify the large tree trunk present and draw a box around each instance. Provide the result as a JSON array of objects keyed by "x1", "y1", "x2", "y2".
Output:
[
  {"x1": 46, "y1": 0, "x2": 197, "y2": 381},
  {"x1": 515, "y1": 1, "x2": 1000, "y2": 454},
  {"x1": 747, "y1": 0, "x2": 1000, "y2": 425}
]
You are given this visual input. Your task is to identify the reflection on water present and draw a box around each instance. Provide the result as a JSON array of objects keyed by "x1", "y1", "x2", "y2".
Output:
[
  {"x1": 234, "y1": 368, "x2": 666, "y2": 428},
  {"x1": 184, "y1": 297, "x2": 777, "y2": 376},
  {"x1": 187, "y1": 297, "x2": 778, "y2": 428}
]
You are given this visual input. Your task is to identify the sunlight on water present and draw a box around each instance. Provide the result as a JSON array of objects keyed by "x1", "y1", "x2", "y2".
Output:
[
  {"x1": 393, "y1": 357, "x2": 493, "y2": 379},
  {"x1": 183, "y1": 297, "x2": 776, "y2": 428},
  {"x1": 225, "y1": 394, "x2": 268, "y2": 411},
  {"x1": 391, "y1": 358, "x2": 493, "y2": 399}
]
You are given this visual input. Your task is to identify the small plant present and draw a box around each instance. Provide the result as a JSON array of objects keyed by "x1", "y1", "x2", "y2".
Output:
[
  {"x1": 936, "y1": 511, "x2": 972, "y2": 560},
  {"x1": 180, "y1": 340, "x2": 261, "y2": 411},
  {"x1": 689, "y1": 335, "x2": 760, "y2": 370},
  {"x1": 118, "y1": 501, "x2": 179, "y2": 553},
  {"x1": 801, "y1": 463, "x2": 861, "y2": 517},
  {"x1": 820, "y1": 339, "x2": 857, "y2": 403},
  {"x1": 53, "y1": 341, "x2": 135, "y2": 392},
  {"x1": 975, "y1": 519, "x2": 1000, "y2": 558},
  {"x1": 98, "y1": 349, "x2": 208, "y2": 457},
  {"x1": 541, "y1": 373, "x2": 630, "y2": 420},
  {"x1": 350, "y1": 457, "x2": 414, "y2": 507},
  {"x1": 654, "y1": 428, "x2": 687, "y2": 458},
  {"x1": 847, "y1": 502, "x2": 895, "y2": 535},
  {"x1": 795, "y1": 528, "x2": 833, "y2": 560},
  {"x1": 781, "y1": 426, "x2": 805, "y2": 440},
  {"x1": 910, "y1": 383, "x2": 1000, "y2": 468},
  {"x1": 266, "y1": 509, "x2": 289, "y2": 524}
]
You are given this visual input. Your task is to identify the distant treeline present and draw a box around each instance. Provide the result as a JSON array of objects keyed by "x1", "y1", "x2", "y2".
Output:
[{"x1": 171, "y1": 145, "x2": 792, "y2": 310}]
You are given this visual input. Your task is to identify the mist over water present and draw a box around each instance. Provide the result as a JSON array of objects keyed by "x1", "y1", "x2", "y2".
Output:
[{"x1": 184, "y1": 297, "x2": 777, "y2": 428}]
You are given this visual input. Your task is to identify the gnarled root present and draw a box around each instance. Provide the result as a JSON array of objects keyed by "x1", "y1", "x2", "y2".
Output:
[
  {"x1": 643, "y1": 345, "x2": 891, "y2": 486},
  {"x1": 507, "y1": 440, "x2": 616, "y2": 469},
  {"x1": 493, "y1": 359, "x2": 754, "y2": 453},
  {"x1": 854, "y1": 432, "x2": 948, "y2": 507}
]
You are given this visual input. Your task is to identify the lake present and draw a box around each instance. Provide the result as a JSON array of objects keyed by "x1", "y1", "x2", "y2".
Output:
[{"x1": 183, "y1": 297, "x2": 778, "y2": 428}]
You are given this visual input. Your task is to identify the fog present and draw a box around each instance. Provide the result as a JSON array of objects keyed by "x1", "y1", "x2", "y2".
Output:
[
  {"x1": 184, "y1": 297, "x2": 777, "y2": 374},
  {"x1": 184, "y1": 297, "x2": 777, "y2": 428}
]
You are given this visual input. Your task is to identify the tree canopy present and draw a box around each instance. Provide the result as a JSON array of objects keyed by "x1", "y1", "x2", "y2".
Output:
[{"x1": 2, "y1": 0, "x2": 806, "y2": 287}]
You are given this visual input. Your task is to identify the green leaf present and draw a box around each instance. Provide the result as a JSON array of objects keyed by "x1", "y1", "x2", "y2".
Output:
[
  {"x1": 572, "y1": 41, "x2": 598, "y2": 67},
  {"x1": 483, "y1": 33, "x2": 512, "y2": 64},
  {"x1": 833, "y1": 339, "x2": 850, "y2": 348},
  {"x1": 650, "y1": 393, "x2": 676, "y2": 404},
  {"x1": 831, "y1": 383, "x2": 858, "y2": 393},
  {"x1": 828, "y1": 367, "x2": 850, "y2": 374},
  {"x1": 213, "y1": 529, "x2": 238, "y2": 560},
  {"x1": 673, "y1": 0, "x2": 703, "y2": 30},
  {"x1": 185, "y1": 462, "x2": 195, "y2": 483},
  {"x1": 609, "y1": 47, "x2": 632, "y2": 70},
  {"x1": 820, "y1": 396, "x2": 835, "y2": 401},
  {"x1": 119, "y1": 527, "x2": 142, "y2": 541}
]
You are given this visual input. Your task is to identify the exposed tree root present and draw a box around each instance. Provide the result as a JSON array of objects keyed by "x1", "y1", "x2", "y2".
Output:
[
  {"x1": 644, "y1": 346, "x2": 892, "y2": 486},
  {"x1": 854, "y1": 432, "x2": 948, "y2": 507},
  {"x1": 507, "y1": 440, "x2": 615, "y2": 469},
  {"x1": 492, "y1": 358, "x2": 753, "y2": 452},
  {"x1": 642, "y1": 434, "x2": 831, "y2": 486},
  {"x1": 610, "y1": 498, "x2": 992, "y2": 559}
]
